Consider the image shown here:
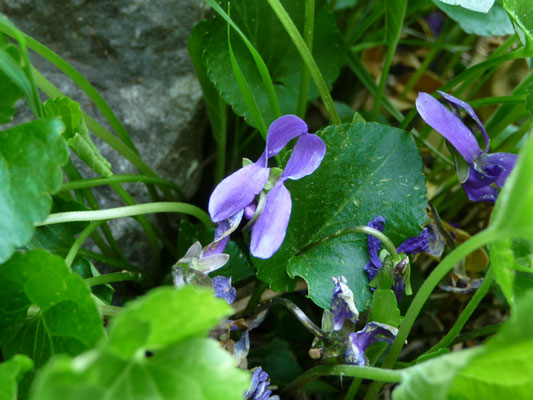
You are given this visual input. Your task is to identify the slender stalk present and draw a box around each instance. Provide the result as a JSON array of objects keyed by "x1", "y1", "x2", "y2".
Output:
[
  {"x1": 99, "y1": 304, "x2": 123, "y2": 317},
  {"x1": 285, "y1": 365, "x2": 403, "y2": 394},
  {"x1": 77, "y1": 249, "x2": 143, "y2": 273},
  {"x1": 60, "y1": 174, "x2": 183, "y2": 195},
  {"x1": 85, "y1": 271, "x2": 141, "y2": 287},
  {"x1": 423, "y1": 272, "x2": 494, "y2": 355},
  {"x1": 363, "y1": 228, "x2": 497, "y2": 400},
  {"x1": 266, "y1": 0, "x2": 341, "y2": 125},
  {"x1": 451, "y1": 323, "x2": 501, "y2": 345},
  {"x1": 37, "y1": 202, "x2": 213, "y2": 228},
  {"x1": 65, "y1": 221, "x2": 105, "y2": 269},
  {"x1": 296, "y1": 0, "x2": 315, "y2": 118},
  {"x1": 300, "y1": 226, "x2": 400, "y2": 262}
]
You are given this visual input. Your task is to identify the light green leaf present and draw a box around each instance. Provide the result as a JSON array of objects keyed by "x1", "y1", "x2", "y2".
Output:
[
  {"x1": 0, "y1": 355, "x2": 33, "y2": 400},
  {"x1": 0, "y1": 250, "x2": 104, "y2": 368},
  {"x1": 433, "y1": 0, "x2": 514, "y2": 36},
  {"x1": 501, "y1": 0, "x2": 533, "y2": 49},
  {"x1": 490, "y1": 132, "x2": 533, "y2": 240},
  {"x1": 202, "y1": 0, "x2": 342, "y2": 126},
  {"x1": 437, "y1": 0, "x2": 495, "y2": 13},
  {"x1": 489, "y1": 238, "x2": 515, "y2": 304},
  {"x1": 44, "y1": 97, "x2": 112, "y2": 177},
  {"x1": 0, "y1": 118, "x2": 68, "y2": 263},
  {"x1": 29, "y1": 287, "x2": 250, "y2": 400},
  {"x1": 254, "y1": 122, "x2": 428, "y2": 310}
]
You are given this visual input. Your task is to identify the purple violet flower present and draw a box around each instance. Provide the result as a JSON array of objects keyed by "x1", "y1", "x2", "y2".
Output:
[
  {"x1": 416, "y1": 91, "x2": 518, "y2": 202},
  {"x1": 212, "y1": 276, "x2": 237, "y2": 304},
  {"x1": 244, "y1": 367, "x2": 280, "y2": 400},
  {"x1": 363, "y1": 215, "x2": 429, "y2": 302},
  {"x1": 344, "y1": 322, "x2": 398, "y2": 366},
  {"x1": 208, "y1": 115, "x2": 326, "y2": 259},
  {"x1": 331, "y1": 276, "x2": 360, "y2": 331}
]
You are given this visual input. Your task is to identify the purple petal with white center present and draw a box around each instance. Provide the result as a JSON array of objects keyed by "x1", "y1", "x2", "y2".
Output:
[
  {"x1": 281, "y1": 132, "x2": 326, "y2": 181},
  {"x1": 478, "y1": 152, "x2": 518, "y2": 188},
  {"x1": 202, "y1": 236, "x2": 230, "y2": 259},
  {"x1": 416, "y1": 92, "x2": 482, "y2": 163},
  {"x1": 438, "y1": 91, "x2": 490, "y2": 152},
  {"x1": 331, "y1": 276, "x2": 359, "y2": 330},
  {"x1": 244, "y1": 202, "x2": 257, "y2": 220},
  {"x1": 208, "y1": 163, "x2": 270, "y2": 223},
  {"x1": 214, "y1": 210, "x2": 244, "y2": 242},
  {"x1": 250, "y1": 182, "x2": 292, "y2": 259},
  {"x1": 397, "y1": 228, "x2": 430, "y2": 254},
  {"x1": 344, "y1": 322, "x2": 398, "y2": 366},
  {"x1": 212, "y1": 276, "x2": 236, "y2": 304},
  {"x1": 462, "y1": 166, "x2": 498, "y2": 203},
  {"x1": 257, "y1": 115, "x2": 308, "y2": 166},
  {"x1": 245, "y1": 367, "x2": 278, "y2": 400}
]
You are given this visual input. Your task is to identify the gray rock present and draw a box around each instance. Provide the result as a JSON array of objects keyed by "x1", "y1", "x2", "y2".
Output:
[{"x1": 1, "y1": 0, "x2": 208, "y2": 268}]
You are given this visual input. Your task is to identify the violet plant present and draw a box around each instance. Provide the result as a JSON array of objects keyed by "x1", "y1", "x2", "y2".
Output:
[{"x1": 0, "y1": 0, "x2": 532, "y2": 399}]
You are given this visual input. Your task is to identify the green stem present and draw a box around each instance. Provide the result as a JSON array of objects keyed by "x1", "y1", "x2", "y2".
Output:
[
  {"x1": 60, "y1": 174, "x2": 183, "y2": 195},
  {"x1": 423, "y1": 272, "x2": 494, "y2": 355},
  {"x1": 65, "y1": 221, "x2": 105, "y2": 269},
  {"x1": 85, "y1": 271, "x2": 141, "y2": 287},
  {"x1": 99, "y1": 304, "x2": 123, "y2": 317},
  {"x1": 38, "y1": 202, "x2": 213, "y2": 228},
  {"x1": 285, "y1": 365, "x2": 403, "y2": 394},
  {"x1": 296, "y1": 0, "x2": 314, "y2": 118},
  {"x1": 451, "y1": 323, "x2": 501, "y2": 345},
  {"x1": 467, "y1": 95, "x2": 527, "y2": 108},
  {"x1": 77, "y1": 249, "x2": 143, "y2": 273},
  {"x1": 300, "y1": 226, "x2": 400, "y2": 262},
  {"x1": 266, "y1": 0, "x2": 341, "y2": 125},
  {"x1": 363, "y1": 228, "x2": 498, "y2": 400}
]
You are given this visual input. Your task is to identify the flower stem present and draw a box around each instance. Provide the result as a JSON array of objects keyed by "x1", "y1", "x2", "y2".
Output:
[
  {"x1": 85, "y1": 271, "x2": 141, "y2": 287},
  {"x1": 266, "y1": 0, "x2": 341, "y2": 125},
  {"x1": 285, "y1": 364, "x2": 403, "y2": 394},
  {"x1": 363, "y1": 228, "x2": 498, "y2": 400},
  {"x1": 296, "y1": 0, "x2": 314, "y2": 118},
  {"x1": 65, "y1": 221, "x2": 105, "y2": 269},
  {"x1": 37, "y1": 202, "x2": 213, "y2": 229},
  {"x1": 300, "y1": 226, "x2": 400, "y2": 262}
]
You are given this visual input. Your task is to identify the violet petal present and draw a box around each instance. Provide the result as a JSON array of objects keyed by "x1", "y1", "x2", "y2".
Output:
[
  {"x1": 478, "y1": 152, "x2": 518, "y2": 189},
  {"x1": 344, "y1": 322, "x2": 398, "y2": 366},
  {"x1": 367, "y1": 215, "x2": 386, "y2": 269},
  {"x1": 392, "y1": 257, "x2": 409, "y2": 303},
  {"x1": 462, "y1": 166, "x2": 498, "y2": 203},
  {"x1": 438, "y1": 90, "x2": 490, "y2": 152},
  {"x1": 281, "y1": 132, "x2": 326, "y2": 181},
  {"x1": 331, "y1": 276, "x2": 360, "y2": 330},
  {"x1": 416, "y1": 92, "x2": 482, "y2": 163},
  {"x1": 202, "y1": 236, "x2": 230, "y2": 259},
  {"x1": 214, "y1": 210, "x2": 244, "y2": 242},
  {"x1": 233, "y1": 330, "x2": 250, "y2": 366},
  {"x1": 397, "y1": 228, "x2": 430, "y2": 254},
  {"x1": 257, "y1": 115, "x2": 308, "y2": 166},
  {"x1": 250, "y1": 182, "x2": 292, "y2": 259},
  {"x1": 212, "y1": 275, "x2": 236, "y2": 304},
  {"x1": 208, "y1": 163, "x2": 270, "y2": 223}
]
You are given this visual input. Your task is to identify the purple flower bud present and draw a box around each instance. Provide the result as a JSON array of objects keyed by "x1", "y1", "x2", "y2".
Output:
[
  {"x1": 344, "y1": 322, "x2": 398, "y2": 366},
  {"x1": 331, "y1": 276, "x2": 359, "y2": 330},
  {"x1": 208, "y1": 115, "x2": 326, "y2": 259},
  {"x1": 416, "y1": 92, "x2": 518, "y2": 202}
]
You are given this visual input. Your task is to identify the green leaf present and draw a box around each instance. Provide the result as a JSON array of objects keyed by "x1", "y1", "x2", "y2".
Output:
[
  {"x1": 489, "y1": 238, "x2": 515, "y2": 304},
  {"x1": 44, "y1": 97, "x2": 112, "y2": 177},
  {"x1": 0, "y1": 355, "x2": 33, "y2": 400},
  {"x1": 0, "y1": 34, "x2": 24, "y2": 124},
  {"x1": 501, "y1": 0, "x2": 533, "y2": 49},
  {"x1": 0, "y1": 250, "x2": 104, "y2": 368},
  {"x1": 490, "y1": 132, "x2": 533, "y2": 240},
  {"x1": 29, "y1": 287, "x2": 250, "y2": 400},
  {"x1": 202, "y1": 0, "x2": 342, "y2": 126},
  {"x1": 433, "y1": 0, "x2": 514, "y2": 36},
  {"x1": 437, "y1": 0, "x2": 495, "y2": 13},
  {"x1": 369, "y1": 289, "x2": 401, "y2": 327},
  {"x1": 248, "y1": 338, "x2": 302, "y2": 385},
  {"x1": 0, "y1": 118, "x2": 68, "y2": 263},
  {"x1": 254, "y1": 122, "x2": 428, "y2": 310}
]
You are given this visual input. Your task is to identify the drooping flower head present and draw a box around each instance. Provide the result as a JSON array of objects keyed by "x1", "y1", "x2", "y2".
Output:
[
  {"x1": 344, "y1": 322, "x2": 398, "y2": 366},
  {"x1": 363, "y1": 215, "x2": 429, "y2": 302},
  {"x1": 416, "y1": 91, "x2": 518, "y2": 202},
  {"x1": 209, "y1": 115, "x2": 326, "y2": 259}
]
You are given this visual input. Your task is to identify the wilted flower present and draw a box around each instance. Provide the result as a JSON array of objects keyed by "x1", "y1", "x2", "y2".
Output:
[
  {"x1": 344, "y1": 322, "x2": 398, "y2": 366},
  {"x1": 416, "y1": 91, "x2": 518, "y2": 202},
  {"x1": 244, "y1": 367, "x2": 280, "y2": 400},
  {"x1": 331, "y1": 276, "x2": 359, "y2": 331},
  {"x1": 364, "y1": 215, "x2": 429, "y2": 302},
  {"x1": 208, "y1": 115, "x2": 326, "y2": 259}
]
